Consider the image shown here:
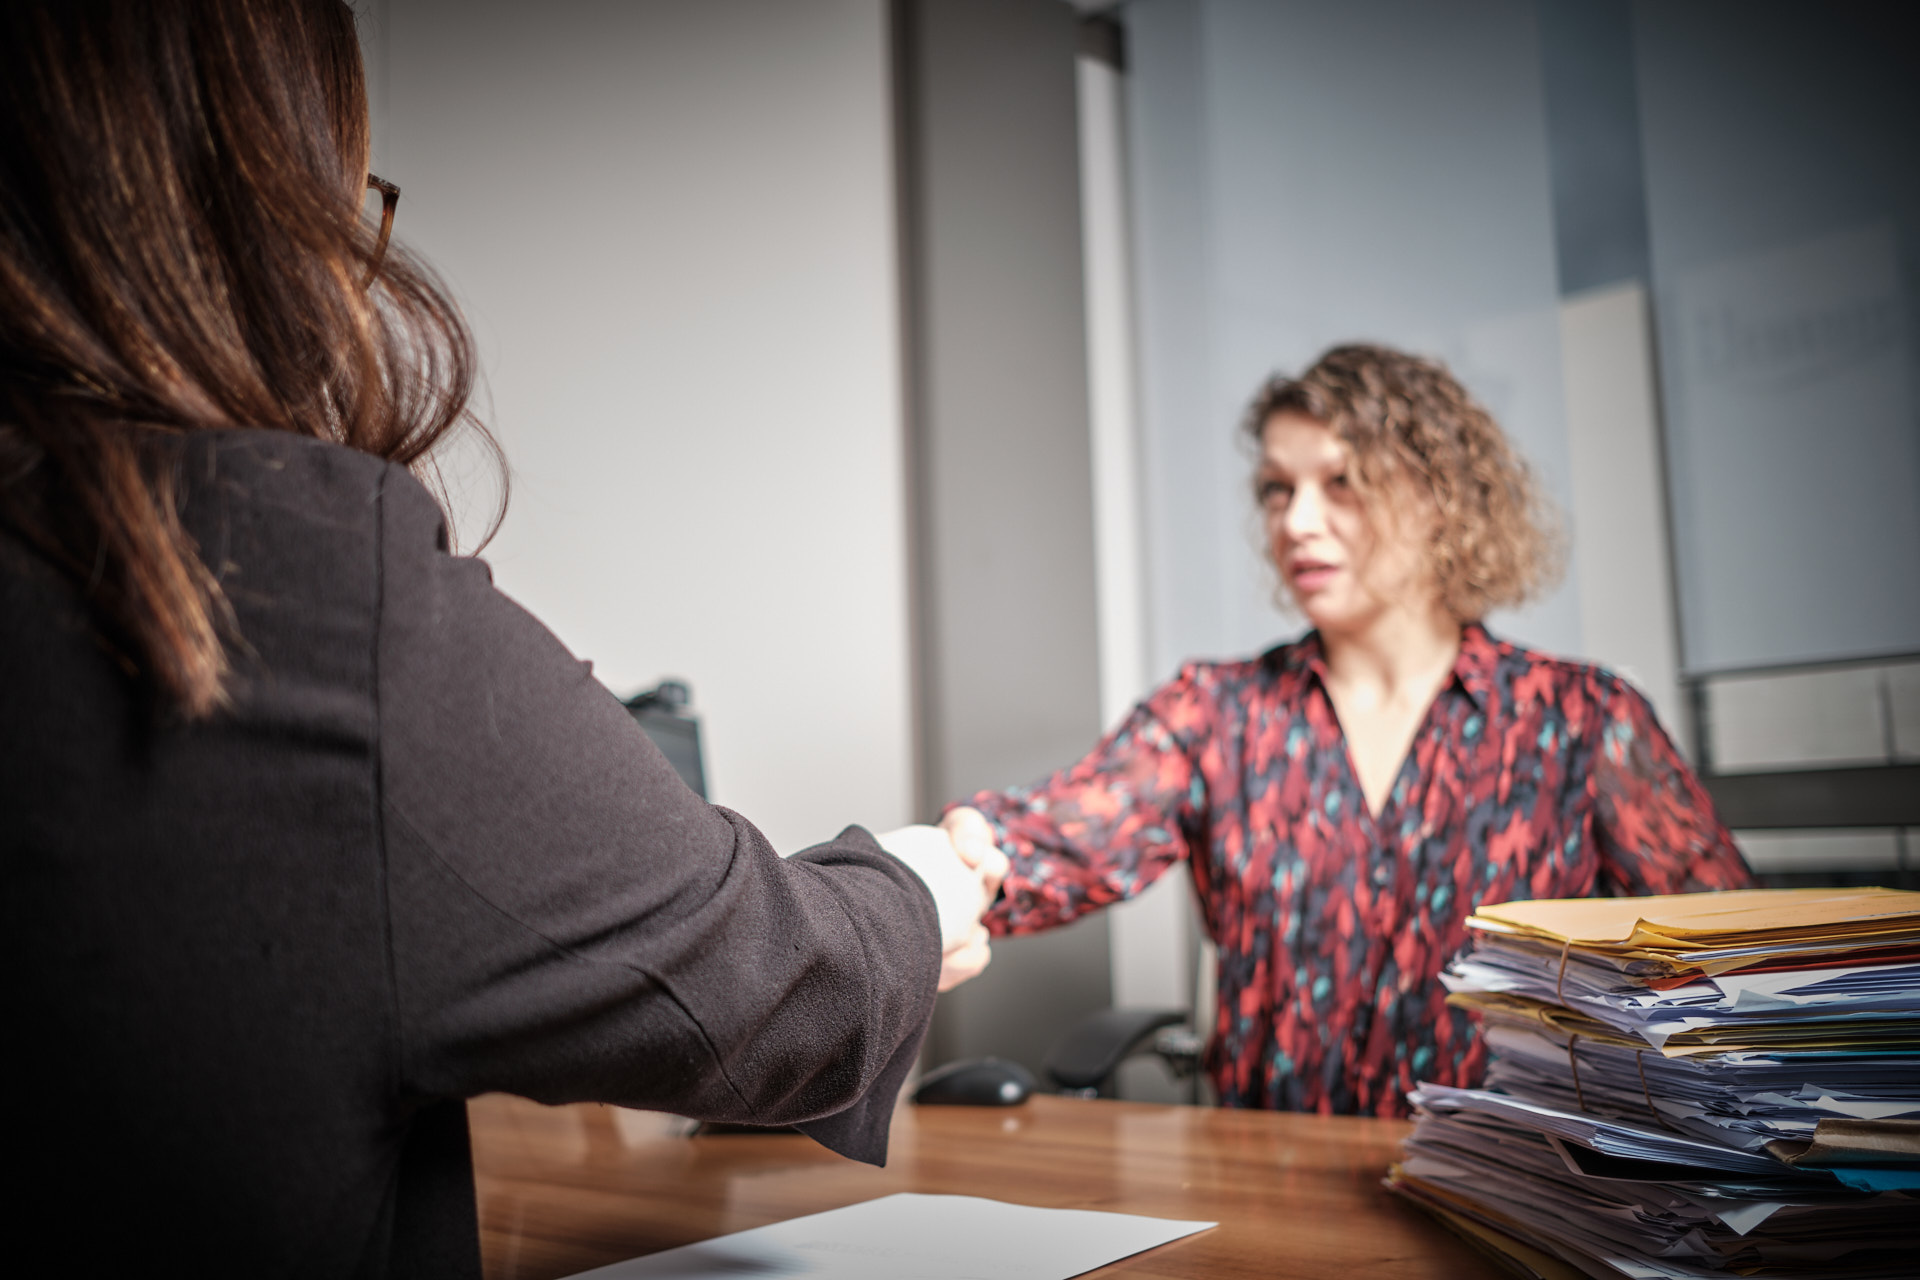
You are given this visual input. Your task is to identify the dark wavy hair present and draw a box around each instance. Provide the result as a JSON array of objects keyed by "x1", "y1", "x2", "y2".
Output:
[
  {"x1": 1244, "y1": 343, "x2": 1561, "y2": 621},
  {"x1": 0, "y1": 0, "x2": 499, "y2": 716}
]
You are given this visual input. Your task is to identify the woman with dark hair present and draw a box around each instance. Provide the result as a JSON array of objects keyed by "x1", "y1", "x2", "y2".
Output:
[
  {"x1": 942, "y1": 343, "x2": 1752, "y2": 1116},
  {"x1": 1, "y1": 2, "x2": 994, "y2": 1274}
]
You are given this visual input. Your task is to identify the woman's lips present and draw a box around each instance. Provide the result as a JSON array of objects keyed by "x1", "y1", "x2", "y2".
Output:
[{"x1": 1289, "y1": 561, "x2": 1338, "y2": 593}]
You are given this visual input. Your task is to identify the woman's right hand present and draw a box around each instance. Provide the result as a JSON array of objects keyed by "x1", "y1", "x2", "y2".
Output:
[
  {"x1": 873, "y1": 823, "x2": 999, "y2": 990},
  {"x1": 939, "y1": 806, "x2": 1009, "y2": 899},
  {"x1": 922, "y1": 807, "x2": 1010, "y2": 992}
]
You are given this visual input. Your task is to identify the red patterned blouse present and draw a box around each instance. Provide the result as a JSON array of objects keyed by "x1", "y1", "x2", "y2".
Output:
[{"x1": 962, "y1": 624, "x2": 1752, "y2": 1117}]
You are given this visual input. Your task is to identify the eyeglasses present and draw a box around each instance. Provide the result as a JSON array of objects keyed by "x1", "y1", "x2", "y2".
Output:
[{"x1": 365, "y1": 173, "x2": 400, "y2": 284}]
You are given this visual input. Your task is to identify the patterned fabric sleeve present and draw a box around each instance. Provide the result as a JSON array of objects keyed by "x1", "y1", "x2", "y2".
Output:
[
  {"x1": 1589, "y1": 676, "x2": 1755, "y2": 894},
  {"x1": 957, "y1": 668, "x2": 1213, "y2": 937}
]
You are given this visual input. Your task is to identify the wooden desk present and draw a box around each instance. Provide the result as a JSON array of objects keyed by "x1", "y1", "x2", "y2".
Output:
[{"x1": 471, "y1": 1093, "x2": 1499, "y2": 1278}]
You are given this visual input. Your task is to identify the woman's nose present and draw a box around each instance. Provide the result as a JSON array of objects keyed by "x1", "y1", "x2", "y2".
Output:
[{"x1": 1283, "y1": 484, "x2": 1324, "y2": 539}]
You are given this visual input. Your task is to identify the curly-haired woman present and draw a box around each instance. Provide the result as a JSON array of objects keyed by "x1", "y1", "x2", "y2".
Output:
[{"x1": 942, "y1": 343, "x2": 1752, "y2": 1116}]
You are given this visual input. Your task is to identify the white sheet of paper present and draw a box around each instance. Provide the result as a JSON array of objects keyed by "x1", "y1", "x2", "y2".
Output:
[{"x1": 561, "y1": 1192, "x2": 1215, "y2": 1280}]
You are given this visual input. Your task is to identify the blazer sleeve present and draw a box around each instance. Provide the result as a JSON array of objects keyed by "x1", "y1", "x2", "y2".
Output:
[{"x1": 371, "y1": 466, "x2": 939, "y2": 1165}]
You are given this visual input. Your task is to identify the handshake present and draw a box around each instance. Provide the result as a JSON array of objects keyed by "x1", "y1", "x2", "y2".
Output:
[{"x1": 876, "y1": 808, "x2": 1009, "y2": 992}]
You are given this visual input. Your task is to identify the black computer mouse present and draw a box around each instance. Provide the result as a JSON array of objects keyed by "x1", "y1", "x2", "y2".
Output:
[{"x1": 912, "y1": 1056, "x2": 1037, "y2": 1106}]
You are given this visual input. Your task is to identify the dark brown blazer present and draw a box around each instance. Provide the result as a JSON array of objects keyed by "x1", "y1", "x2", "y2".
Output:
[{"x1": 2, "y1": 430, "x2": 940, "y2": 1278}]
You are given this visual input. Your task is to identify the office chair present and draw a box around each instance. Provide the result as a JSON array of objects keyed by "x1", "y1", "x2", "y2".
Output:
[{"x1": 1042, "y1": 1008, "x2": 1203, "y2": 1097}]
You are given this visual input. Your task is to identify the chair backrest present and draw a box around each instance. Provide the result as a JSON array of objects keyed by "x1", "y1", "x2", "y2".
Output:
[{"x1": 1042, "y1": 1007, "x2": 1190, "y2": 1095}]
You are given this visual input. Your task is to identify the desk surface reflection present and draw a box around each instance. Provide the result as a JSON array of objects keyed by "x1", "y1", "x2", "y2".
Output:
[{"x1": 471, "y1": 1091, "x2": 1499, "y2": 1278}]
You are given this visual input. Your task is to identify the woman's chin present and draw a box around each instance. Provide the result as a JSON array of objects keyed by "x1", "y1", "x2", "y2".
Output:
[
  {"x1": 1297, "y1": 592, "x2": 1386, "y2": 638},
  {"x1": 1294, "y1": 595, "x2": 1349, "y2": 632}
]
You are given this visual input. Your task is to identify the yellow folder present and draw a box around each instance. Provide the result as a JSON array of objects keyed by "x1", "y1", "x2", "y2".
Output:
[{"x1": 1470, "y1": 888, "x2": 1920, "y2": 951}]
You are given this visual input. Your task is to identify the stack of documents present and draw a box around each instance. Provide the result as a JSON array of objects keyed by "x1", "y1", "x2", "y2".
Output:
[{"x1": 1387, "y1": 888, "x2": 1920, "y2": 1278}]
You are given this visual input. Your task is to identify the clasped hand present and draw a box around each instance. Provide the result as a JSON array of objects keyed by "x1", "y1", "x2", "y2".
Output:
[{"x1": 875, "y1": 807, "x2": 1008, "y2": 992}]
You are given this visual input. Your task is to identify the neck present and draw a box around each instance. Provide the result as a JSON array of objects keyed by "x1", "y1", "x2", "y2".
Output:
[{"x1": 1319, "y1": 602, "x2": 1461, "y2": 700}]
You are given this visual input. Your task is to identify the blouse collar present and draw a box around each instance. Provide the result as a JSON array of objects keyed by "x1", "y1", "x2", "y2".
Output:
[{"x1": 1285, "y1": 620, "x2": 1499, "y2": 712}]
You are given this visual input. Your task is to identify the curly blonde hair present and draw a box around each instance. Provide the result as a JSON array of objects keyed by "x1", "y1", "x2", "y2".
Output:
[{"x1": 1244, "y1": 344, "x2": 1562, "y2": 621}]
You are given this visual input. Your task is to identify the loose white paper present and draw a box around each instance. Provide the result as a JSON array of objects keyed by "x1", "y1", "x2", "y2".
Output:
[{"x1": 561, "y1": 1192, "x2": 1215, "y2": 1280}]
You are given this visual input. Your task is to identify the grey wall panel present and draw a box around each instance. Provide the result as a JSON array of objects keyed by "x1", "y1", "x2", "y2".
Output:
[
  {"x1": 1125, "y1": 0, "x2": 1223, "y2": 691},
  {"x1": 897, "y1": 0, "x2": 1112, "y2": 1075},
  {"x1": 1537, "y1": 0, "x2": 1652, "y2": 296}
]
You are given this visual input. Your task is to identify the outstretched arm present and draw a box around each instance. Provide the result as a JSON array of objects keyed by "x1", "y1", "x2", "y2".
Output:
[
  {"x1": 945, "y1": 672, "x2": 1213, "y2": 936},
  {"x1": 373, "y1": 466, "x2": 942, "y2": 1165}
]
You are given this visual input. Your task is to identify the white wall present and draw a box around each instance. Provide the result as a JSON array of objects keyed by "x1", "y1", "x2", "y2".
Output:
[
  {"x1": 1559, "y1": 281, "x2": 1684, "y2": 735},
  {"x1": 361, "y1": 0, "x2": 914, "y2": 852}
]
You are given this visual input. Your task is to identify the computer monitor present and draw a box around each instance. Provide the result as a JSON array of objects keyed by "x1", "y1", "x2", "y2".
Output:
[{"x1": 623, "y1": 680, "x2": 708, "y2": 800}]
